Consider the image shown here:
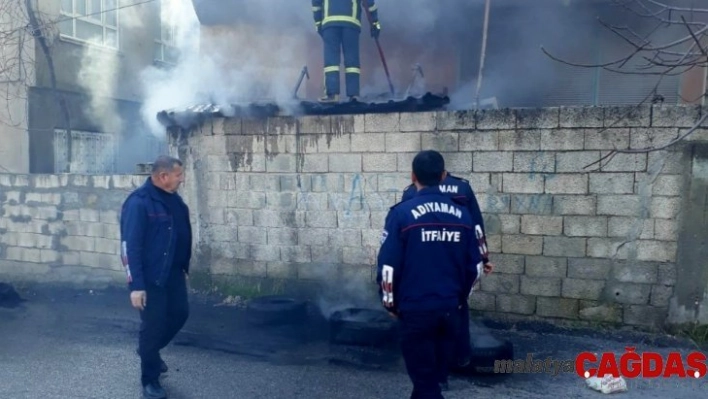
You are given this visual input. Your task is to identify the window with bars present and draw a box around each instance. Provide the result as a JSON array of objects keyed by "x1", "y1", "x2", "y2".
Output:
[
  {"x1": 59, "y1": 0, "x2": 119, "y2": 49},
  {"x1": 54, "y1": 129, "x2": 117, "y2": 174}
]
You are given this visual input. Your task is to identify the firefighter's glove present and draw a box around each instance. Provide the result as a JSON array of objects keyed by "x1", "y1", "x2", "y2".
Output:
[{"x1": 371, "y1": 22, "x2": 381, "y2": 39}]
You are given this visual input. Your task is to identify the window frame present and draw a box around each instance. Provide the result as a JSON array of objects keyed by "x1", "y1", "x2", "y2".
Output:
[{"x1": 59, "y1": 0, "x2": 120, "y2": 50}]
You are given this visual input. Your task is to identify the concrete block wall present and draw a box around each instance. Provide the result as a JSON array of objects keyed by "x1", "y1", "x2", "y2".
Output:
[
  {"x1": 0, "y1": 173, "x2": 146, "y2": 286},
  {"x1": 170, "y1": 104, "x2": 708, "y2": 329}
]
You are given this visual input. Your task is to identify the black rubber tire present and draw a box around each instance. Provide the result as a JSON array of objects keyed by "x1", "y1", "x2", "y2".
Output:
[
  {"x1": 451, "y1": 334, "x2": 514, "y2": 375},
  {"x1": 245, "y1": 295, "x2": 308, "y2": 326},
  {"x1": 0, "y1": 282, "x2": 22, "y2": 308},
  {"x1": 329, "y1": 307, "x2": 398, "y2": 347}
]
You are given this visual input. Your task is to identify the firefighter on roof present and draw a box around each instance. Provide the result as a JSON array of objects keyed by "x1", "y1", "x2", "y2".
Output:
[{"x1": 311, "y1": 0, "x2": 381, "y2": 103}]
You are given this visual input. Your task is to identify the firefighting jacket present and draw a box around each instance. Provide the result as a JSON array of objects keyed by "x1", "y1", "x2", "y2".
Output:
[
  {"x1": 402, "y1": 173, "x2": 490, "y2": 264},
  {"x1": 312, "y1": 0, "x2": 379, "y2": 31},
  {"x1": 376, "y1": 186, "x2": 483, "y2": 314},
  {"x1": 119, "y1": 177, "x2": 192, "y2": 292}
]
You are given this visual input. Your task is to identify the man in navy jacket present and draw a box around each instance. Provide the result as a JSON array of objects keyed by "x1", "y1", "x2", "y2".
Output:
[
  {"x1": 377, "y1": 150, "x2": 483, "y2": 398},
  {"x1": 402, "y1": 169, "x2": 493, "y2": 373},
  {"x1": 120, "y1": 155, "x2": 192, "y2": 399}
]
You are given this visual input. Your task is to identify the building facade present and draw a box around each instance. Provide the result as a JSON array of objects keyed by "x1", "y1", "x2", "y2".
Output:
[{"x1": 0, "y1": 0, "x2": 175, "y2": 174}]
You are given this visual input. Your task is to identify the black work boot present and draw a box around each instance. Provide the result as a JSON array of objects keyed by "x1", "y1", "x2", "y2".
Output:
[
  {"x1": 136, "y1": 348, "x2": 169, "y2": 373},
  {"x1": 143, "y1": 381, "x2": 167, "y2": 399}
]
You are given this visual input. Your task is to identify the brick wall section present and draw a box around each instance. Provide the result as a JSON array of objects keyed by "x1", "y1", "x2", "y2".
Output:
[
  {"x1": 169, "y1": 104, "x2": 708, "y2": 329},
  {"x1": 0, "y1": 174, "x2": 146, "y2": 286}
]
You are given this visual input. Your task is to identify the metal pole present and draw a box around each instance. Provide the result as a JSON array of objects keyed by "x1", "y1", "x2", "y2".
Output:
[{"x1": 474, "y1": 0, "x2": 491, "y2": 108}]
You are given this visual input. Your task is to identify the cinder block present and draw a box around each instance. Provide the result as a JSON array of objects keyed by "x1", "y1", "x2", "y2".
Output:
[
  {"x1": 560, "y1": 106, "x2": 604, "y2": 128},
  {"x1": 513, "y1": 152, "x2": 555, "y2": 173},
  {"x1": 488, "y1": 253, "x2": 524, "y2": 274},
  {"x1": 225, "y1": 209, "x2": 254, "y2": 226},
  {"x1": 296, "y1": 192, "x2": 328, "y2": 211},
  {"x1": 623, "y1": 305, "x2": 667, "y2": 327},
  {"x1": 351, "y1": 133, "x2": 385, "y2": 152},
  {"x1": 266, "y1": 262, "x2": 298, "y2": 279},
  {"x1": 586, "y1": 237, "x2": 632, "y2": 259},
  {"x1": 436, "y1": 110, "x2": 475, "y2": 131},
  {"x1": 228, "y1": 192, "x2": 266, "y2": 209},
  {"x1": 95, "y1": 238, "x2": 119, "y2": 254},
  {"x1": 375, "y1": 173, "x2": 408, "y2": 192},
  {"x1": 40, "y1": 249, "x2": 59, "y2": 263},
  {"x1": 637, "y1": 240, "x2": 676, "y2": 262},
  {"x1": 305, "y1": 211, "x2": 337, "y2": 228},
  {"x1": 60, "y1": 236, "x2": 95, "y2": 252},
  {"x1": 536, "y1": 297, "x2": 579, "y2": 319},
  {"x1": 579, "y1": 301, "x2": 623, "y2": 323},
  {"x1": 79, "y1": 209, "x2": 100, "y2": 223},
  {"x1": 468, "y1": 291, "x2": 496, "y2": 311},
  {"x1": 555, "y1": 151, "x2": 602, "y2": 172},
  {"x1": 440, "y1": 152, "x2": 472, "y2": 174},
  {"x1": 651, "y1": 175, "x2": 683, "y2": 197},
  {"x1": 651, "y1": 104, "x2": 702, "y2": 127},
  {"x1": 400, "y1": 112, "x2": 436, "y2": 132},
  {"x1": 498, "y1": 214, "x2": 520, "y2": 234},
  {"x1": 266, "y1": 228, "x2": 298, "y2": 246},
  {"x1": 584, "y1": 128, "x2": 630, "y2": 150},
  {"x1": 650, "y1": 197, "x2": 680, "y2": 219},
  {"x1": 476, "y1": 109, "x2": 515, "y2": 130},
  {"x1": 564, "y1": 216, "x2": 608, "y2": 237},
  {"x1": 515, "y1": 108, "x2": 559, "y2": 129},
  {"x1": 543, "y1": 237, "x2": 586, "y2": 257},
  {"x1": 296, "y1": 228, "x2": 328, "y2": 246},
  {"x1": 650, "y1": 285, "x2": 673, "y2": 307},
  {"x1": 361, "y1": 229, "x2": 381, "y2": 248},
  {"x1": 525, "y1": 256, "x2": 567, "y2": 277},
  {"x1": 495, "y1": 294, "x2": 536, "y2": 314},
  {"x1": 473, "y1": 152, "x2": 513, "y2": 172},
  {"x1": 310, "y1": 246, "x2": 342, "y2": 264},
  {"x1": 545, "y1": 174, "x2": 588, "y2": 194},
  {"x1": 649, "y1": 150, "x2": 685, "y2": 174},
  {"x1": 541, "y1": 129, "x2": 584, "y2": 150},
  {"x1": 653, "y1": 219, "x2": 676, "y2": 241},
  {"x1": 502, "y1": 174, "x2": 544, "y2": 194},
  {"x1": 601, "y1": 152, "x2": 647, "y2": 172},
  {"x1": 597, "y1": 195, "x2": 645, "y2": 217},
  {"x1": 280, "y1": 246, "x2": 312, "y2": 263},
  {"x1": 32, "y1": 175, "x2": 65, "y2": 189},
  {"x1": 562, "y1": 278, "x2": 605, "y2": 300},
  {"x1": 477, "y1": 194, "x2": 511, "y2": 213},
  {"x1": 567, "y1": 258, "x2": 611, "y2": 279},
  {"x1": 342, "y1": 246, "x2": 375, "y2": 265},
  {"x1": 421, "y1": 132, "x2": 459, "y2": 152},
  {"x1": 316, "y1": 133, "x2": 352, "y2": 153},
  {"x1": 589, "y1": 173, "x2": 634, "y2": 194},
  {"x1": 607, "y1": 217, "x2": 653, "y2": 239},
  {"x1": 605, "y1": 282, "x2": 652, "y2": 305},
  {"x1": 230, "y1": 153, "x2": 266, "y2": 172},
  {"x1": 310, "y1": 174, "x2": 345, "y2": 192},
  {"x1": 265, "y1": 154, "x2": 297, "y2": 173},
  {"x1": 520, "y1": 215, "x2": 563, "y2": 235},
  {"x1": 337, "y1": 211, "x2": 370, "y2": 229},
  {"x1": 499, "y1": 130, "x2": 541, "y2": 151},
  {"x1": 480, "y1": 273, "x2": 520, "y2": 294},
  {"x1": 363, "y1": 153, "x2": 397, "y2": 172},
  {"x1": 611, "y1": 261, "x2": 658, "y2": 284},
  {"x1": 511, "y1": 194, "x2": 553, "y2": 215},
  {"x1": 385, "y1": 132, "x2": 420, "y2": 152},
  {"x1": 237, "y1": 226, "x2": 266, "y2": 244},
  {"x1": 459, "y1": 131, "x2": 498, "y2": 151},
  {"x1": 365, "y1": 113, "x2": 400, "y2": 132},
  {"x1": 248, "y1": 245, "x2": 280, "y2": 263},
  {"x1": 604, "y1": 105, "x2": 651, "y2": 127},
  {"x1": 630, "y1": 128, "x2": 679, "y2": 150},
  {"x1": 501, "y1": 235, "x2": 543, "y2": 255}
]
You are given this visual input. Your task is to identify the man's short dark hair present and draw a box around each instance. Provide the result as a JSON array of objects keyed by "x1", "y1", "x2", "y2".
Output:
[
  {"x1": 152, "y1": 155, "x2": 183, "y2": 174},
  {"x1": 412, "y1": 150, "x2": 445, "y2": 187}
]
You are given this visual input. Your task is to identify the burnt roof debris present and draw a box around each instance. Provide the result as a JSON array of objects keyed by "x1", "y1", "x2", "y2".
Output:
[{"x1": 156, "y1": 92, "x2": 450, "y2": 130}]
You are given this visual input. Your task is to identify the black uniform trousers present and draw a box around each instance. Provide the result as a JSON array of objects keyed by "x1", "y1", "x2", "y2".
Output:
[
  {"x1": 321, "y1": 25, "x2": 361, "y2": 97},
  {"x1": 137, "y1": 267, "x2": 189, "y2": 386},
  {"x1": 455, "y1": 302, "x2": 472, "y2": 366},
  {"x1": 398, "y1": 308, "x2": 460, "y2": 399}
]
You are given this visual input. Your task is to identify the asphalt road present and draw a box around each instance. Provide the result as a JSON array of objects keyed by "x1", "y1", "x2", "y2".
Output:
[{"x1": 0, "y1": 284, "x2": 706, "y2": 399}]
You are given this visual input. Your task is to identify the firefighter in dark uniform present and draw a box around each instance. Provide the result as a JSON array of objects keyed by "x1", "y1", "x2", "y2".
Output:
[
  {"x1": 401, "y1": 170, "x2": 494, "y2": 380},
  {"x1": 311, "y1": 0, "x2": 381, "y2": 103},
  {"x1": 377, "y1": 150, "x2": 483, "y2": 399}
]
